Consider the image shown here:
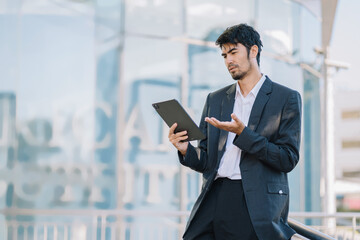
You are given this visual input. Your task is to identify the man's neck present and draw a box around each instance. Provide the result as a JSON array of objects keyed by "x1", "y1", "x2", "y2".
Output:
[{"x1": 238, "y1": 71, "x2": 262, "y2": 97}]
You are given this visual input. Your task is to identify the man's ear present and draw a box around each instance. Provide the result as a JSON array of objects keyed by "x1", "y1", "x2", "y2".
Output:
[{"x1": 250, "y1": 45, "x2": 258, "y2": 59}]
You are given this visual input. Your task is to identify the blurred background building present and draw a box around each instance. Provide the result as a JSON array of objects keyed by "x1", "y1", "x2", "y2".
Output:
[
  {"x1": 334, "y1": 90, "x2": 360, "y2": 212},
  {"x1": 0, "y1": 0, "x2": 359, "y2": 239}
]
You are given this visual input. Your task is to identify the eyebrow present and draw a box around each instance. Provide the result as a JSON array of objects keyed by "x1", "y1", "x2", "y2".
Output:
[{"x1": 221, "y1": 47, "x2": 237, "y2": 57}]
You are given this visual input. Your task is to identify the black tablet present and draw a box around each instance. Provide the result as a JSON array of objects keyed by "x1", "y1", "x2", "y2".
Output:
[{"x1": 152, "y1": 99, "x2": 205, "y2": 141}]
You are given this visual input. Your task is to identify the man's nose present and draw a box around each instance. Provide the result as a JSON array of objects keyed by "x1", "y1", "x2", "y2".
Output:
[{"x1": 226, "y1": 56, "x2": 233, "y2": 65}]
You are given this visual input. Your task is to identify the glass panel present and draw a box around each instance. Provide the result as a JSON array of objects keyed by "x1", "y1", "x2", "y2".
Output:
[
  {"x1": 0, "y1": 0, "x2": 123, "y2": 212},
  {"x1": 188, "y1": 44, "x2": 230, "y2": 122},
  {"x1": 258, "y1": 0, "x2": 298, "y2": 57},
  {"x1": 94, "y1": 0, "x2": 124, "y2": 209},
  {"x1": 122, "y1": 36, "x2": 183, "y2": 211},
  {"x1": 126, "y1": 0, "x2": 183, "y2": 37},
  {"x1": 303, "y1": 70, "x2": 321, "y2": 222},
  {"x1": 6, "y1": 14, "x2": 96, "y2": 209},
  {"x1": 299, "y1": 5, "x2": 321, "y2": 63},
  {"x1": 187, "y1": 0, "x2": 254, "y2": 40}
]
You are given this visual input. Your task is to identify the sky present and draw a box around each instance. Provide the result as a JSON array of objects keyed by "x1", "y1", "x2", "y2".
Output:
[{"x1": 331, "y1": 0, "x2": 360, "y2": 92}]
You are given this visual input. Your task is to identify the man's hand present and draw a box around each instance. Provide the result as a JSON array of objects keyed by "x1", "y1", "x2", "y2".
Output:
[
  {"x1": 205, "y1": 113, "x2": 245, "y2": 135},
  {"x1": 168, "y1": 123, "x2": 189, "y2": 156}
]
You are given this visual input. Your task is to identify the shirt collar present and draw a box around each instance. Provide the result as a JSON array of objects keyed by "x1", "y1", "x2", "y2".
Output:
[{"x1": 236, "y1": 74, "x2": 266, "y2": 99}]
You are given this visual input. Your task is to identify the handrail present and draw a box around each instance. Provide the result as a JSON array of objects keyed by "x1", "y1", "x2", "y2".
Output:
[
  {"x1": 0, "y1": 208, "x2": 190, "y2": 216},
  {"x1": 1, "y1": 209, "x2": 357, "y2": 239},
  {"x1": 1, "y1": 208, "x2": 360, "y2": 218},
  {"x1": 290, "y1": 211, "x2": 360, "y2": 218},
  {"x1": 290, "y1": 211, "x2": 360, "y2": 239},
  {"x1": 288, "y1": 218, "x2": 336, "y2": 240}
]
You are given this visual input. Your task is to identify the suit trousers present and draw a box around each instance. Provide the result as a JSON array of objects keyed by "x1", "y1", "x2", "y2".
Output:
[{"x1": 183, "y1": 178, "x2": 258, "y2": 240}]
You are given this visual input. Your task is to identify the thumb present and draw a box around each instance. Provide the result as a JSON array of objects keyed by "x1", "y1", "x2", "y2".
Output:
[{"x1": 231, "y1": 113, "x2": 241, "y2": 123}]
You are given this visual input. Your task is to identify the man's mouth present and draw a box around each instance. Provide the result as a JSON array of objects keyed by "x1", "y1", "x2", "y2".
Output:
[{"x1": 228, "y1": 66, "x2": 236, "y2": 72}]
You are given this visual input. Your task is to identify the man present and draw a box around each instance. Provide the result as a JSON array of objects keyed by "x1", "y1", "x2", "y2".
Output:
[{"x1": 168, "y1": 24, "x2": 301, "y2": 240}]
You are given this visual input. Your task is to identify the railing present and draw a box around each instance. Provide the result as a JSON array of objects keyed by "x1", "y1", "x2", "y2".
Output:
[
  {"x1": 288, "y1": 218, "x2": 335, "y2": 240},
  {"x1": 0, "y1": 209, "x2": 359, "y2": 240},
  {"x1": 0, "y1": 209, "x2": 187, "y2": 240},
  {"x1": 290, "y1": 212, "x2": 360, "y2": 240}
]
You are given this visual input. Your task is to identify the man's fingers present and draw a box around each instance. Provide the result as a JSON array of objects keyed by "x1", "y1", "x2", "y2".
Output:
[
  {"x1": 167, "y1": 123, "x2": 189, "y2": 155},
  {"x1": 205, "y1": 117, "x2": 220, "y2": 127},
  {"x1": 210, "y1": 117, "x2": 228, "y2": 127},
  {"x1": 177, "y1": 135, "x2": 188, "y2": 141},
  {"x1": 206, "y1": 114, "x2": 244, "y2": 135},
  {"x1": 205, "y1": 117, "x2": 219, "y2": 122},
  {"x1": 170, "y1": 134, "x2": 188, "y2": 146},
  {"x1": 169, "y1": 130, "x2": 187, "y2": 141},
  {"x1": 210, "y1": 117, "x2": 221, "y2": 124},
  {"x1": 168, "y1": 123, "x2": 177, "y2": 137},
  {"x1": 175, "y1": 130, "x2": 187, "y2": 138}
]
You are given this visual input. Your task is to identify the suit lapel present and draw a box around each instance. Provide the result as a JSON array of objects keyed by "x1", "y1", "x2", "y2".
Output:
[
  {"x1": 247, "y1": 77, "x2": 272, "y2": 132},
  {"x1": 217, "y1": 83, "x2": 236, "y2": 160},
  {"x1": 240, "y1": 77, "x2": 272, "y2": 162}
]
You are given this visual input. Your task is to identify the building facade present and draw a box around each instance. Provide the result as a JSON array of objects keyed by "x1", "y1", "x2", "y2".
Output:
[
  {"x1": 334, "y1": 90, "x2": 360, "y2": 211},
  {"x1": 334, "y1": 90, "x2": 360, "y2": 178}
]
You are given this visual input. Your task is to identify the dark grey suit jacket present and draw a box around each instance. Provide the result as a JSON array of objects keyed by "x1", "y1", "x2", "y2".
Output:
[{"x1": 179, "y1": 77, "x2": 302, "y2": 240}]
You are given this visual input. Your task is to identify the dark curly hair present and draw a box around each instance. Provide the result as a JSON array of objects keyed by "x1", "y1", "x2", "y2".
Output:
[{"x1": 215, "y1": 24, "x2": 263, "y2": 66}]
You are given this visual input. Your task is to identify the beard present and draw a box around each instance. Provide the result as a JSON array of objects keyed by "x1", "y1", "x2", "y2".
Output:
[
  {"x1": 231, "y1": 69, "x2": 248, "y2": 80},
  {"x1": 230, "y1": 62, "x2": 252, "y2": 81},
  {"x1": 228, "y1": 55, "x2": 252, "y2": 81}
]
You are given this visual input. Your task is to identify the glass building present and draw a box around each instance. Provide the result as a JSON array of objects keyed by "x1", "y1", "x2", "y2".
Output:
[{"x1": 0, "y1": 0, "x2": 330, "y2": 239}]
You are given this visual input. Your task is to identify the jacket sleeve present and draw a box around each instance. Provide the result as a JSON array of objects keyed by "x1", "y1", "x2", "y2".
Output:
[
  {"x1": 177, "y1": 94, "x2": 210, "y2": 173},
  {"x1": 233, "y1": 91, "x2": 302, "y2": 173}
]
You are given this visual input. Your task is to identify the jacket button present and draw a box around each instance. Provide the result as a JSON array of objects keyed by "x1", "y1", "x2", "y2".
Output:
[{"x1": 279, "y1": 190, "x2": 283, "y2": 195}]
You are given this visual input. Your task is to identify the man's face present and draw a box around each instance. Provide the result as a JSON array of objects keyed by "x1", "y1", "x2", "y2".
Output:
[{"x1": 221, "y1": 43, "x2": 252, "y2": 81}]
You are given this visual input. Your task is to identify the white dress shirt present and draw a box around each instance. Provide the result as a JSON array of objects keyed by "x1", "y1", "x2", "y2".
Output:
[{"x1": 216, "y1": 74, "x2": 266, "y2": 180}]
